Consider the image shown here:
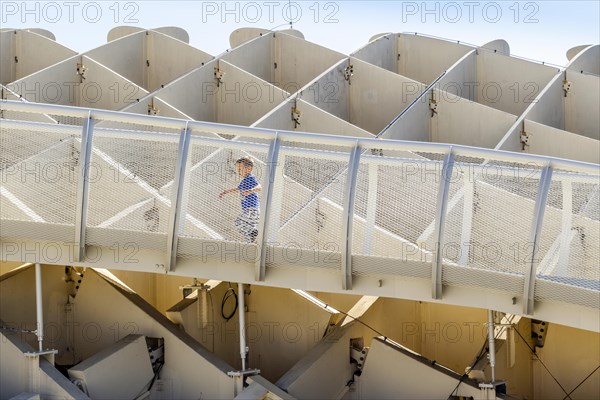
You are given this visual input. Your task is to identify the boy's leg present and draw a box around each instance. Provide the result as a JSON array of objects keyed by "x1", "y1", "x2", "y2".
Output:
[
  {"x1": 249, "y1": 209, "x2": 259, "y2": 242},
  {"x1": 235, "y1": 209, "x2": 260, "y2": 243}
]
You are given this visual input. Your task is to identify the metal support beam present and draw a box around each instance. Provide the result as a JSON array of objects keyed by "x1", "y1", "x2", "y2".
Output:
[
  {"x1": 35, "y1": 263, "x2": 43, "y2": 352},
  {"x1": 362, "y1": 163, "x2": 378, "y2": 255},
  {"x1": 487, "y1": 310, "x2": 496, "y2": 383},
  {"x1": 432, "y1": 151, "x2": 455, "y2": 299},
  {"x1": 255, "y1": 136, "x2": 280, "y2": 281},
  {"x1": 238, "y1": 283, "x2": 248, "y2": 371},
  {"x1": 267, "y1": 162, "x2": 285, "y2": 244},
  {"x1": 166, "y1": 124, "x2": 191, "y2": 273},
  {"x1": 459, "y1": 177, "x2": 474, "y2": 266},
  {"x1": 342, "y1": 144, "x2": 361, "y2": 290},
  {"x1": 556, "y1": 180, "x2": 573, "y2": 276},
  {"x1": 74, "y1": 112, "x2": 94, "y2": 262},
  {"x1": 523, "y1": 165, "x2": 554, "y2": 315}
]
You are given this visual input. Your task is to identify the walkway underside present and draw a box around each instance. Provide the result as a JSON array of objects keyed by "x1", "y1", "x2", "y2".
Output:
[{"x1": 1, "y1": 101, "x2": 599, "y2": 332}]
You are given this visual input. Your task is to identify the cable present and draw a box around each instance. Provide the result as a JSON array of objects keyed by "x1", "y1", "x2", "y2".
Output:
[
  {"x1": 147, "y1": 362, "x2": 164, "y2": 391},
  {"x1": 446, "y1": 337, "x2": 489, "y2": 399},
  {"x1": 221, "y1": 284, "x2": 238, "y2": 322},
  {"x1": 332, "y1": 308, "x2": 387, "y2": 339},
  {"x1": 316, "y1": 298, "x2": 495, "y2": 399},
  {"x1": 513, "y1": 326, "x2": 572, "y2": 400},
  {"x1": 562, "y1": 365, "x2": 600, "y2": 400},
  {"x1": 135, "y1": 361, "x2": 164, "y2": 398},
  {"x1": 446, "y1": 318, "x2": 514, "y2": 399}
]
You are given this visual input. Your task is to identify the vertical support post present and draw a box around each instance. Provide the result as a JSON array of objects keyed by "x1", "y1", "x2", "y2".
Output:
[
  {"x1": 487, "y1": 310, "x2": 496, "y2": 383},
  {"x1": 267, "y1": 163, "x2": 285, "y2": 244},
  {"x1": 459, "y1": 177, "x2": 474, "y2": 266},
  {"x1": 255, "y1": 136, "x2": 280, "y2": 281},
  {"x1": 431, "y1": 151, "x2": 455, "y2": 299},
  {"x1": 363, "y1": 162, "x2": 378, "y2": 255},
  {"x1": 166, "y1": 124, "x2": 191, "y2": 273},
  {"x1": 556, "y1": 180, "x2": 572, "y2": 276},
  {"x1": 74, "y1": 111, "x2": 94, "y2": 262},
  {"x1": 238, "y1": 283, "x2": 247, "y2": 371},
  {"x1": 523, "y1": 165, "x2": 553, "y2": 315},
  {"x1": 341, "y1": 144, "x2": 361, "y2": 290},
  {"x1": 35, "y1": 263, "x2": 43, "y2": 352}
]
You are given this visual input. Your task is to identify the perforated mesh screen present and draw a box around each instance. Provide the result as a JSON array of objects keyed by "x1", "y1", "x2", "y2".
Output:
[
  {"x1": 50, "y1": 115, "x2": 87, "y2": 126},
  {"x1": 535, "y1": 178, "x2": 564, "y2": 278},
  {"x1": 439, "y1": 176, "x2": 469, "y2": 266},
  {"x1": 377, "y1": 160, "x2": 443, "y2": 245},
  {"x1": 86, "y1": 129, "x2": 179, "y2": 244},
  {"x1": 1, "y1": 122, "x2": 79, "y2": 227},
  {"x1": 268, "y1": 146, "x2": 349, "y2": 258},
  {"x1": 578, "y1": 184, "x2": 600, "y2": 221},
  {"x1": 352, "y1": 154, "x2": 440, "y2": 265},
  {"x1": 535, "y1": 175, "x2": 600, "y2": 307},
  {"x1": 93, "y1": 133, "x2": 179, "y2": 189},
  {"x1": 482, "y1": 161, "x2": 546, "y2": 201},
  {"x1": 2, "y1": 108, "x2": 58, "y2": 124},
  {"x1": 442, "y1": 162, "x2": 544, "y2": 289},
  {"x1": 96, "y1": 119, "x2": 182, "y2": 135}
]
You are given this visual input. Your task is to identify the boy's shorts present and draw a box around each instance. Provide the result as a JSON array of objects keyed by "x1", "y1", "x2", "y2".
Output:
[{"x1": 235, "y1": 208, "x2": 260, "y2": 243}]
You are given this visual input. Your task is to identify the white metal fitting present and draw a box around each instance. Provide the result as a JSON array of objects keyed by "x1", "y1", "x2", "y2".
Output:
[{"x1": 562, "y1": 80, "x2": 572, "y2": 96}]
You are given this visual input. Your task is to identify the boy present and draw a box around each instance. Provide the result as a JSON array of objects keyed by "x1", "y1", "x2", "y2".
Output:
[{"x1": 219, "y1": 156, "x2": 261, "y2": 243}]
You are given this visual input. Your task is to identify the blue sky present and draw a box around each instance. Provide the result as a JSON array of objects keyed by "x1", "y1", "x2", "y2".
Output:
[{"x1": 2, "y1": 1, "x2": 599, "y2": 66}]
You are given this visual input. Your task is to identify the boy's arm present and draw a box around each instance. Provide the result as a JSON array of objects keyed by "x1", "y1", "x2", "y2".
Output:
[
  {"x1": 219, "y1": 187, "x2": 238, "y2": 198},
  {"x1": 241, "y1": 183, "x2": 261, "y2": 197}
]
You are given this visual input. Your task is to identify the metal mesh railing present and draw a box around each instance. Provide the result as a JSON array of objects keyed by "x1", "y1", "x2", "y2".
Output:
[
  {"x1": 353, "y1": 155, "x2": 441, "y2": 259},
  {"x1": 86, "y1": 129, "x2": 179, "y2": 245},
  {"x1": 470, "y1": 169, "x2": 541, "y2": 274},
  {"x1": 1, "y1": 121, "x2": 79, "y2": 228},
  {"x1": 1, "y1": 99, "x2": 598, "y2": 315},
  {"x1": 270, "y1": 146, "x2": 349, "y2": 256},
  {"x1": 535, "y1": 175, "x2": 600, "y2": 307}
]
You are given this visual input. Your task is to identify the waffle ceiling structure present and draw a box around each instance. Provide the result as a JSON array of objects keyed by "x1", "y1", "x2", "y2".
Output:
[{"x1": 1, "y1": 27, "x2": 599, "y2": 331}]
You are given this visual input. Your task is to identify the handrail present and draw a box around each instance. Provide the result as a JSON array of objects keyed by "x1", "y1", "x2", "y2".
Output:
[{"x1": 2, "y1": 100, "x2": 598, "y2": 175}]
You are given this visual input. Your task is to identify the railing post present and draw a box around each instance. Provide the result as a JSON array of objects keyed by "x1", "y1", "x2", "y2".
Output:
[
  {"x1": 459, "y1": 176, "x2": 474, "y2": 266},
  {"x1": 432, "y1": 151, "x2": 455, "y2": 299},
  {"x1": 166, "y1": 123, "x2": 191, "y2": 273},
  {"x1": 342, "y1": 143, "x2": 361, "y2": 290},
  {"x1": 363, "y1": 162, "x2": 378, "y2": 255},
  {"x1": 74, "y1": 111, "x2": 94, "y2": 262},
  {"x1": 523, "y1": 164, "x2": 553, "y2": 315},
  {"x1": 255, "y1": 136, "x2": 281, "y2": 281},
  {"x1": 556, "y1": 180, "x2": 573, "y2": 276}
]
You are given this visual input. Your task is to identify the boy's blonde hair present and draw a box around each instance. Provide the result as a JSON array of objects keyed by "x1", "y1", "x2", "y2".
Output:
[{"x1": 236, "y1": 156, "x2": 254, "y2": 169}]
